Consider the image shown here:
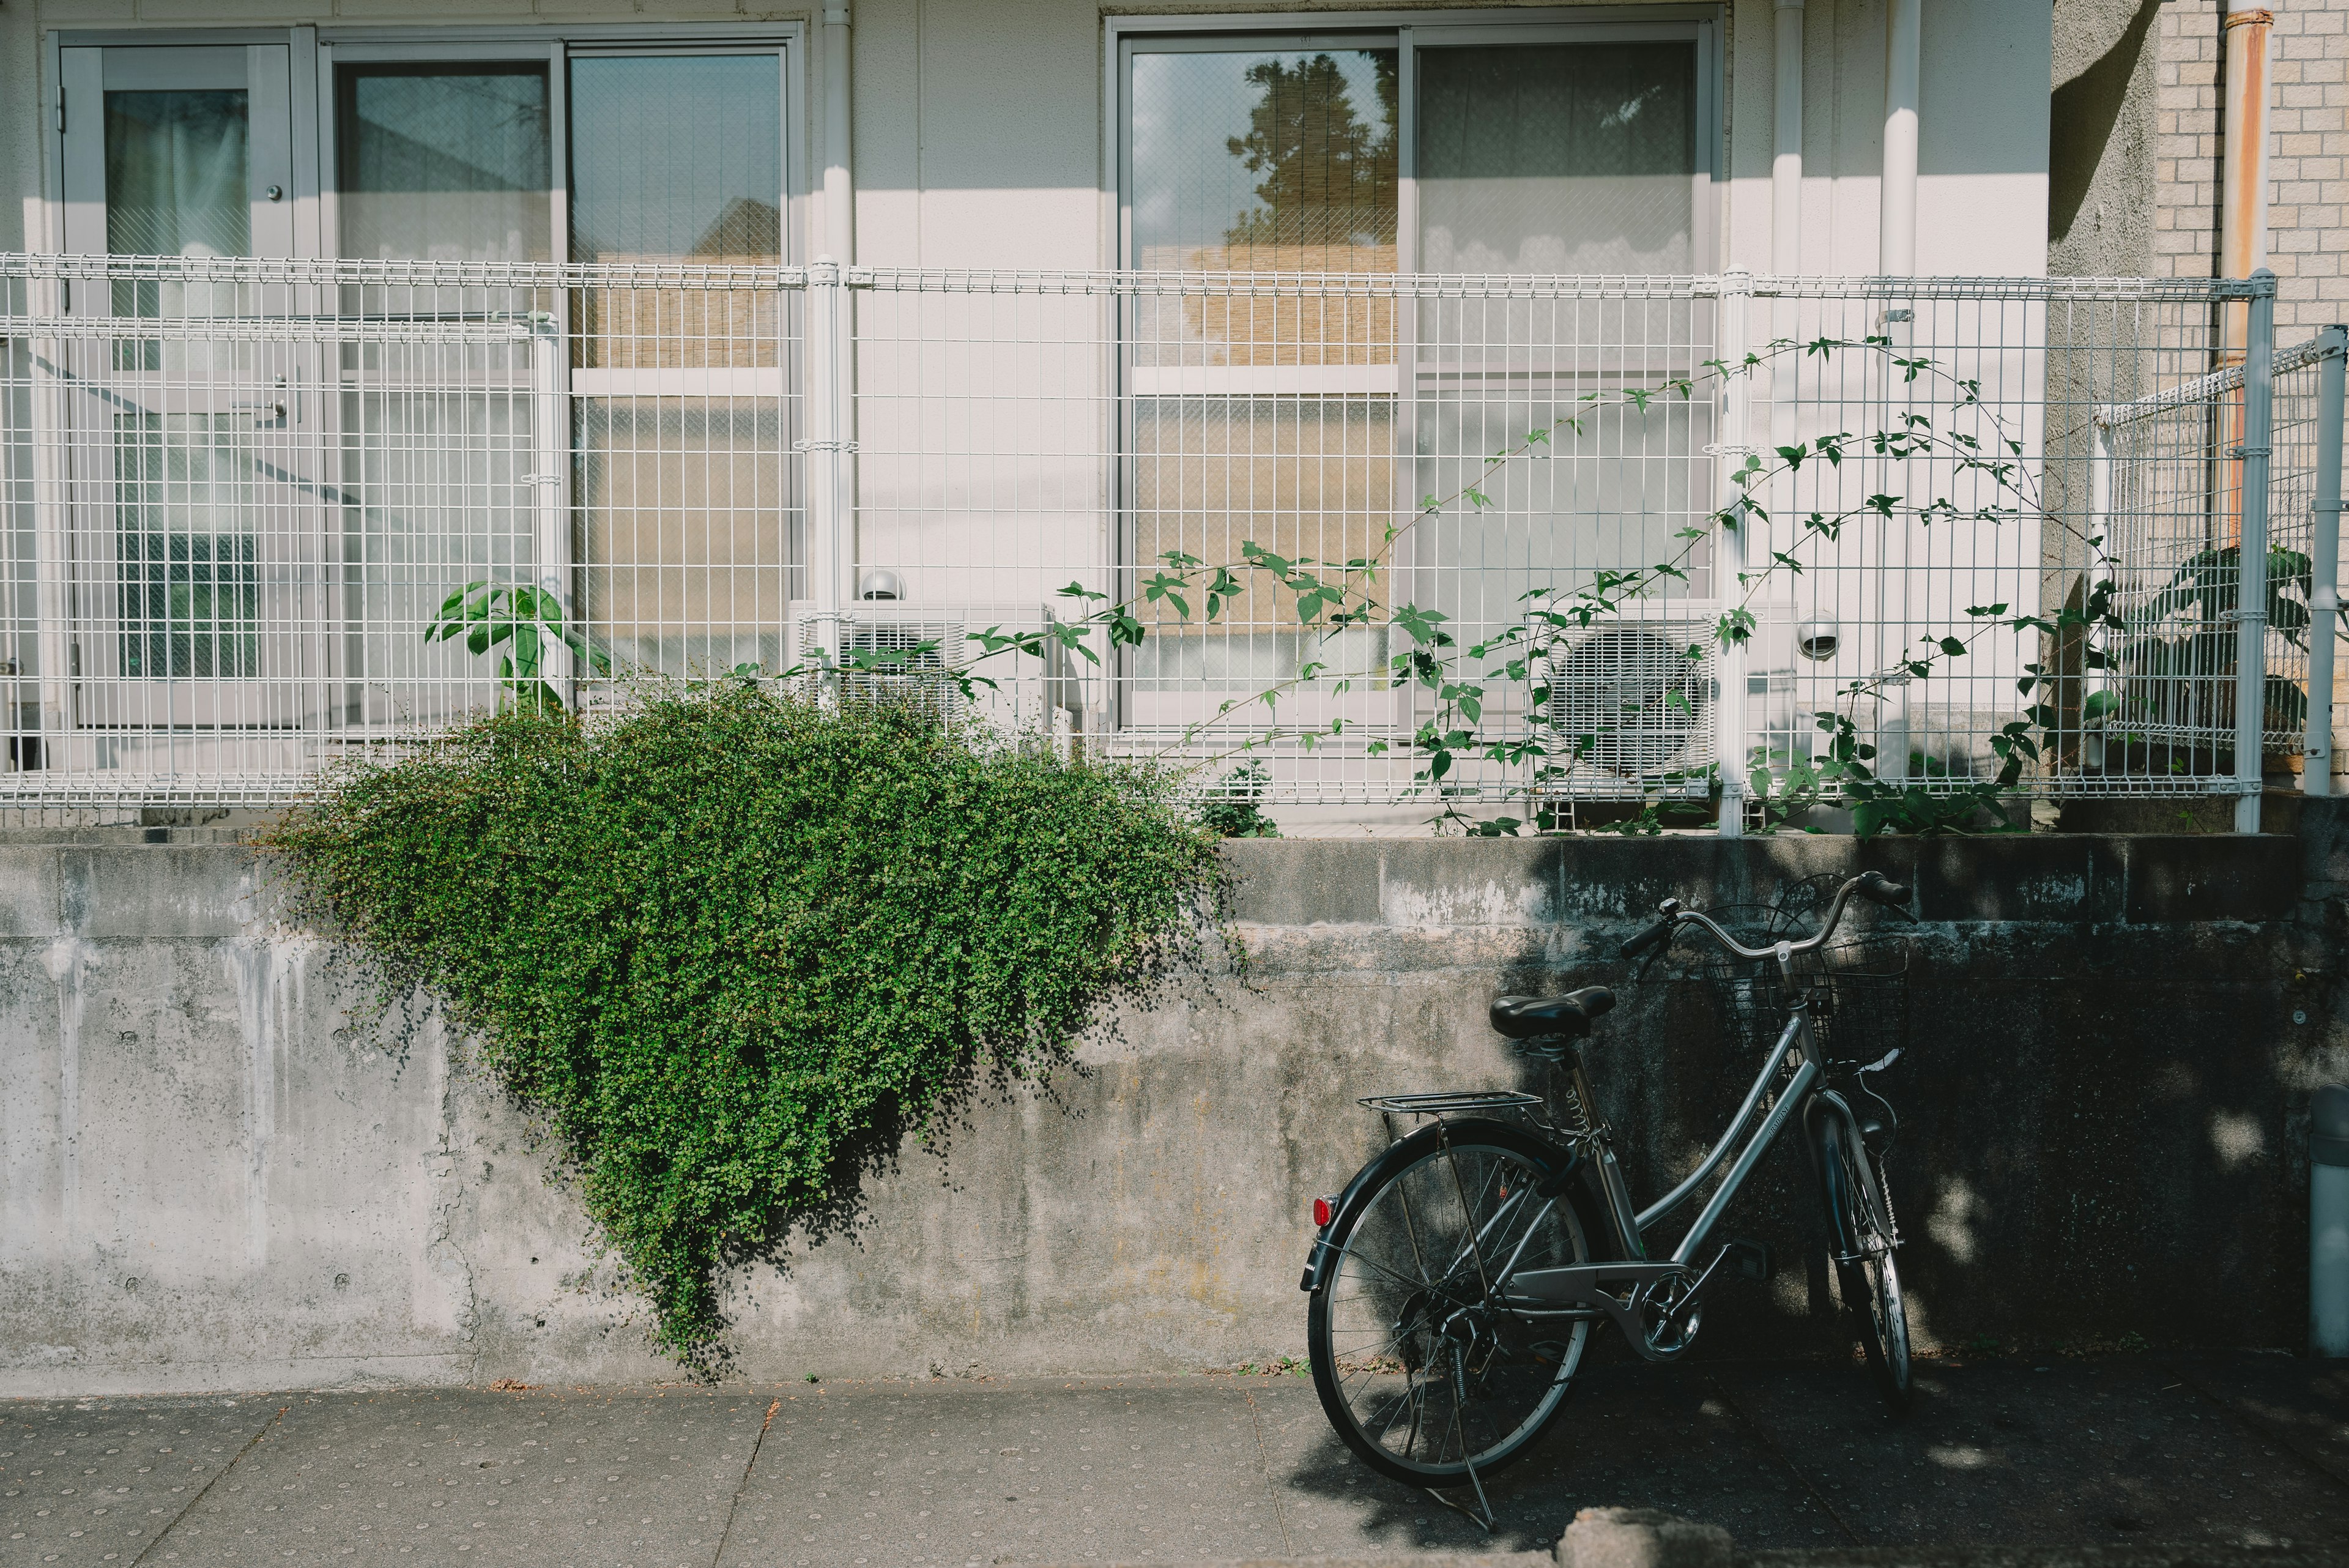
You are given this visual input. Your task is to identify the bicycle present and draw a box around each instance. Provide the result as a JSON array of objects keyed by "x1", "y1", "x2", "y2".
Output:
[{"x1": 1299, "y1": 870, "x2": 1915, "y2": 1514}]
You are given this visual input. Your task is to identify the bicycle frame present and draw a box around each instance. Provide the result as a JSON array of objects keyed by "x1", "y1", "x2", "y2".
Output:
[{"x1": 1493, "y1": 939, "x2": 1869, "y2": 1359}]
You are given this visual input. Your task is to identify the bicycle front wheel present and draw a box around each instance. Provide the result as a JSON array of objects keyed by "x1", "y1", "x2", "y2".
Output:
[
  {"x1": 1307, "y1": 1120, "x2": 1605, "y2": 1486},
  {"x1": 1818, "y1": 1112, "x2": 1912, "y2": 1412}
]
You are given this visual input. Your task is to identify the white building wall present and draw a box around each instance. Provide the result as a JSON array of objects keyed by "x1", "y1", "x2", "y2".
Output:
[
  {"x1": 1723, "y1": 0, "x2": 2050, "y2": 279},
  {"x1": 1, "y1": 0, "x2": 2049, "y2": 277}
]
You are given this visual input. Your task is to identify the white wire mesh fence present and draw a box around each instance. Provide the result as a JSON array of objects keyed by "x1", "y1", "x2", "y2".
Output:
[
  {"x1": 2091, "y1": 322, "x2": 2347, "y2": 796},
  {"x1": 0, "y1": 253, "x2": 803, "y2": 808},
  {"x1": 1, "y1": 253, "x2": 2337, "y2": 827}
]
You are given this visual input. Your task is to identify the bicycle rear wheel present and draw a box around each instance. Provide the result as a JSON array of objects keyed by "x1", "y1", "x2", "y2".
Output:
[
  {"x1": 1307, "y1": 1120, "x2": 1606, "y2": 1485},
  {"x1": 1817, "y1": 1111, "x2": 1912, "y2": 1412}
]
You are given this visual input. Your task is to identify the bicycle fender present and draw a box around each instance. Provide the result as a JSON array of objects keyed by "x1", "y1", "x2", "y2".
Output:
[{"x1": 1298, "y1": 1118, "x2": 1581, "y2": 1294}]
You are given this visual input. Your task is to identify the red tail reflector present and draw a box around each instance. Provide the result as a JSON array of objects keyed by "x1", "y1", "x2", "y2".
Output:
[{"x1": 1312, "y1": 1197, "x2": 1334, "y2": 1227}]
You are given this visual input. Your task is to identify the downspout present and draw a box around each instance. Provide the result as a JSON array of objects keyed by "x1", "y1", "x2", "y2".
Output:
[
  {"x1": 1764, "y1": 0, "x2": 1805, "y2": 788},
  {"x1": 1880, "y1": 0, "x2": 1920, "y2": 275},
  {"x1": 1773, "y1": 0, "x2": 1803, "y2": 274},
  {"x1": 824, "y1": 3, "x2": 859, "y2": 603},
  {"x1": 824, "y1": 4, "x2": 855, "y2": 266},
  {"x1": 2219, "y1": 2, "x2": 2273, "y2": 547},
  {"x1": 1875, "y1": 0, "x2": 1921, "y2": 780}
]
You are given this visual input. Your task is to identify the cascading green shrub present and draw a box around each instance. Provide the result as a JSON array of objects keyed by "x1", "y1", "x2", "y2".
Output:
[{"x1": 267, "y1": 685, "x2": 1223, "y2": 1370}]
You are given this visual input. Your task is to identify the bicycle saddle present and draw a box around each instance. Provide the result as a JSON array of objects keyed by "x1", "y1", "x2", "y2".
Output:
[{"x1": 1488, "y1": 986, "x2": 1615, "y2": 1041}]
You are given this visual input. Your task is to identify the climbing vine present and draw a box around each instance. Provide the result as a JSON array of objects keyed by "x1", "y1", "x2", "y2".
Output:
[{"x1": 941, "y1": 332, "x2": 2127, "y2": 837}]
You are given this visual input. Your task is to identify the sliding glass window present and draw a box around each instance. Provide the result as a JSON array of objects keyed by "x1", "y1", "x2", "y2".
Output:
[{"x1": 1118, "y1": 20, "x2": 1716, "y2": 734}]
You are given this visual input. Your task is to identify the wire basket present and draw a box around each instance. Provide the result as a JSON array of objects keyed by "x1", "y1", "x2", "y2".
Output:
[{"x1": 1683, "y1": 880, "x2": 1912, "y2": 1066}]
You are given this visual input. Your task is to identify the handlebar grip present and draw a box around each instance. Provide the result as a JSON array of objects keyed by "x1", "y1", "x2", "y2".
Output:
[
  {"x1": 1855, "y1": 871, "x2": 1912, "y2": 908},
  {"x1": 1620, "y1": 917, "x2": 1674, "y2": 959}
]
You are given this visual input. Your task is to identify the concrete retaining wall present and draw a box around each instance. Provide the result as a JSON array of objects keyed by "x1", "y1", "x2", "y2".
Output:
[{"x1": 2, "y1": 824, "x2": 2343, "y2": 1395}]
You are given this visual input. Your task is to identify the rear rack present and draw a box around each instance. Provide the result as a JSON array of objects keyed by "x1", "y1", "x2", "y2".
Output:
[{"x1": 1359, "y1": 1090, "x2": 1545, "y2": 1118}]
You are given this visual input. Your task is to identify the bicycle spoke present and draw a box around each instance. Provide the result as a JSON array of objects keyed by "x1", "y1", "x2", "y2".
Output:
[
  {"x1": 1313, "y1": 1136, "x2": 1592, "y2": 1482},
  {"x1": 1338, "y1": 1248, "x2": 1442, "y2": 1296}
]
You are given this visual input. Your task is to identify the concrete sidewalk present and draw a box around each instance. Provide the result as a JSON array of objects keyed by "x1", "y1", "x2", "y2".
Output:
[{"x1": 4, "y1": 1354, "x2": 2345, "y2": 1567}]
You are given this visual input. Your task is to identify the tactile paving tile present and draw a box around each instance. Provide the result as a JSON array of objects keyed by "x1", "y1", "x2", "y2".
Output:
[
  {"x1": 719, "y1": 1379, "x2": 1286, "y2": 1567},
  {"x1": 1, "y1": 1397, "x2": 280, "y2": 1566},
  {"x1": 146, "y1": 1388, "x2": 765, "y2": 1567}
]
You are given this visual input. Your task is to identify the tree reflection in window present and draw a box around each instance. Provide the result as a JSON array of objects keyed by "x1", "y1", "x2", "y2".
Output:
[{"x1": 1222, "y1": 53, "x2": 1398, "y2": 258}]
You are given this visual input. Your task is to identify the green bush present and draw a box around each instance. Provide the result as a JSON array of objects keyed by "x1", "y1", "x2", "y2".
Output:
[{"x1": 267, "y1": 685, "x2": 1222, "y2": 1370}]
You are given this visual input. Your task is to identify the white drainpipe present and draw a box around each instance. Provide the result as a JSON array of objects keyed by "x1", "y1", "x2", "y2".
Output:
[
  {"x1": 823, "y1": 4, "x2": 859, "y2": 603},
  {"x1": 1773, "y1": 0, "x2": 1804, "y2": 275},
  {"x1": 824, "y1": 4, "x2": 856, "y2": 265},
  {"x1": 1873, "y1": 0, "x2": 1921, "y2": 781},
  {"x1": 1880, "y1": 0, "x2": 1921, "y2": 275}
]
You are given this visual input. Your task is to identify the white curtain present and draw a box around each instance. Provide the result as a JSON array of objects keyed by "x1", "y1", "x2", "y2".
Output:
[
  {"x1": 104, "y1": 89, "x2": 250, "y2": 259},
  {"x1": 1417, "y1": 42, "x2": 1697, "y2": 277}
]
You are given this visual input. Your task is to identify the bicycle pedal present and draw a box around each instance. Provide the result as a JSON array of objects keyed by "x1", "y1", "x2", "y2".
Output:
[{"x1": 1724, "y1": 1239, "x2": 1775, "y2": 1284}]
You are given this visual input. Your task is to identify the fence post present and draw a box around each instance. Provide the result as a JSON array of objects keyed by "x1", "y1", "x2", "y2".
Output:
[
  {"x1": 2233, "y1": 271, "x2": 2277, "y2": 833},
  {"x1": 27, "y1": 269, "x2": 76, "y2": 761},
  {"x1": 1715, "y1": 267, "x2": 1754, "y2": 839},
  {"x1": 804, "y1": 256, "x2": 848, "y2": 676},
  {"x1": 528, "y1": 313, "x2": 574, "y2": 706},
  {"x1": 2305, "y1": 325, "x2": 2347, "y2": 797},
  {"x1": 2084, "y1": 413, "x2": 2116, "y2": 777}
]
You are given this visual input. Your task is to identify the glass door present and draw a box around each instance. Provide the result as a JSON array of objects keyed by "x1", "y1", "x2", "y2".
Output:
[
  {"x1": 58, "y1": 44, "x2": 329, "y2": 746},
  {"x1": 1116, "y1": 21, "x2": 1718, "y2": 765}
]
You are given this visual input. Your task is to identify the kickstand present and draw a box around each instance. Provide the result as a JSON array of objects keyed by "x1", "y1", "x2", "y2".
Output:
[{"x1": 1428, "y1": 1460, "x2": 1496, "y2": 1533}]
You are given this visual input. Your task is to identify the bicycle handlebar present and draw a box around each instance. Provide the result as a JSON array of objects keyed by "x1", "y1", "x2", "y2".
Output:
[
  {"x1": 1619, "y1": 912, "x2": 1677, "y2": 959},
  {"x1": 1624, "y1": 871, "x2": 1911, "y2": 964},
  {"x1": 1853, "y1": 871, "x2": 1912, "y2": 908}
]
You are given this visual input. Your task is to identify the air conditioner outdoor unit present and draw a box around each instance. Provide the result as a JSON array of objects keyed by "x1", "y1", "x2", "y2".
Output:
[
  {"x1": 1526, "y1": 598, "x2": 1799, "y2": 798},
  {"x1": 791, "y1": 602, "x2": 970, "y2": 719},
  {"x1": 1528, "y1": 600, "x2": 1718, "y2": 797}
]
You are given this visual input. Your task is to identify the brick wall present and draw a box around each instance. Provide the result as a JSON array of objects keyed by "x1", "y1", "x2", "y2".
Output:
[{"x1": 2155, "y1": 0, "x2": 2349, "y2": 333}]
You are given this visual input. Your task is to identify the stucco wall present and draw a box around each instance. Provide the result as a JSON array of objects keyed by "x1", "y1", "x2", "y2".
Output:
[
  {"x1": 1725, "y1": 0, "x2": 2050, "y2": 277},
  {"x1": 0, "y1": 825, "x2": 2336, "y2": 1397}
]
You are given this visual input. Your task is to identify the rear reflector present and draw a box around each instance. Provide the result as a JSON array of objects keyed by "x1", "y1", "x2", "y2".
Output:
[{"x1": 1312, "y1": 1197, "x2": 1334, "y2": 1227}]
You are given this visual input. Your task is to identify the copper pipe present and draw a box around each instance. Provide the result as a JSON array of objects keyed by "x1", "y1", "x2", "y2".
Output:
[{"x1": 2219, "y1": 4, "x2": 2273, "y2": 548}]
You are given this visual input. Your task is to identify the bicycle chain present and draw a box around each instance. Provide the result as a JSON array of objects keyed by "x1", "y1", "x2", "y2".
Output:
[{"x1": 1877, "y1": 1158, "x2": 1902, "y2": 1246}]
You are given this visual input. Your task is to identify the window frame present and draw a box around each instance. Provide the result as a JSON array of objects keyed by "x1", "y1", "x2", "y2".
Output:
[
  {"x1": 48, "y1": 24, "x2": 810, "y2": 269},
  {"x1": 38, "y1": 24, "x2": 807, "y2": 727},
  {"x1": 1105, "y1": 9, "x2": 1723, "y2": 743},
  {"x1": 1107, "y1": 6, "x2": 1723, "y2": 278}
]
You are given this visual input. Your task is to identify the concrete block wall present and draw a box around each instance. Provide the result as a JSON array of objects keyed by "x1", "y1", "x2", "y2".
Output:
[{"x1": 1, "y1": 825, "x2": 2343, "y2": 1397}]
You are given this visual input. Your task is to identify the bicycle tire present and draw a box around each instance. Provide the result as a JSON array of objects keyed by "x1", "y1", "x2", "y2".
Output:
[
  {"x1": 1306, "y1": 1118, "x2": 1611, "y2": 1485},
  {"x1": 1817, "y1": 1110, "x2": 1913, "y2": 1413}
]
